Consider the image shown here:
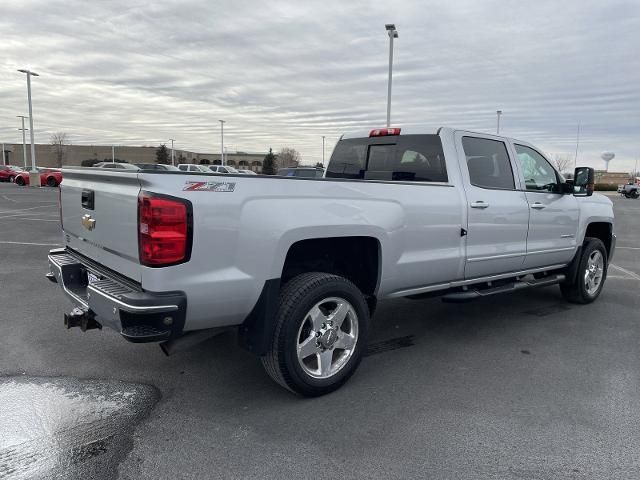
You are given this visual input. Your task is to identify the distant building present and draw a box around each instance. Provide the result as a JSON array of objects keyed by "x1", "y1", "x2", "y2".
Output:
[
  {"x1": 1, "y1": 144, "x2": 269, "y2": 172},
  {"x1": 594, "y1": 171, "x2": 630, "y2": 185}
]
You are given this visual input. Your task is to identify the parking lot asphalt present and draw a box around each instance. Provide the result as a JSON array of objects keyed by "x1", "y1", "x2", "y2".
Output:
[{"x1": 1, "y1": 182, "x2": 639, "y2": 480}]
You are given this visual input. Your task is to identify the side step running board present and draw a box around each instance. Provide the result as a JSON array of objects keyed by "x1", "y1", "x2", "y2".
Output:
[{"x1": 442, "y1": 274, "x2": 565, "y2": 303}]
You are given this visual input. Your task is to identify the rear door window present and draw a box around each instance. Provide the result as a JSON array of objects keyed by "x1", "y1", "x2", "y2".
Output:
[{"x1": 461, "y1": 137, "x2": 515, "y2": 190}]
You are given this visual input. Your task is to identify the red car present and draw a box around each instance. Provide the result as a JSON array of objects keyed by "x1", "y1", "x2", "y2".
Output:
[
  {"x1": 14, "y1": 168, "x2": 63, "y2": 187},
  {"x1": 0, "y1": 165, "x2": 25, "y2": 183}
]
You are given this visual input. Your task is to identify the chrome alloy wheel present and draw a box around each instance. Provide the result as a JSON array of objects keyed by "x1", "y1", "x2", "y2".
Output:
[
  {"x1": 296, "y1": 297, "x2": 359, "y2": 379},
  {"x1": 584, "y1": 250, "x2": 604, "y2": 296}
]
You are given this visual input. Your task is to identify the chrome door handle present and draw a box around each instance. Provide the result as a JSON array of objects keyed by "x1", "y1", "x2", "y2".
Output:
[
  {"x1": 470, "y1": 201, "x2": 489, "y2": 209},
  {"x1": 531, "y1": 203, "x2": 546, "y2": 210}
]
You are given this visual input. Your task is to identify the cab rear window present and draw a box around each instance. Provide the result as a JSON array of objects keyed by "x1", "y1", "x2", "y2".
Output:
[{"x1": 326, "y1": 134, "x2": 447, "y2": 182}]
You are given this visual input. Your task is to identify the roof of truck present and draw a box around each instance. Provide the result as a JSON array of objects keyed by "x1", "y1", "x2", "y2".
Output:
[{"x1": 340, "y1": 127, "x2": 518, "y2": 143}]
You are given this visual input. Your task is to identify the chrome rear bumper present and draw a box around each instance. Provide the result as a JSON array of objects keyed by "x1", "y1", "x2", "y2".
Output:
[{"x1": 47, "y1": 248, "x2": 187, "y2": 342}]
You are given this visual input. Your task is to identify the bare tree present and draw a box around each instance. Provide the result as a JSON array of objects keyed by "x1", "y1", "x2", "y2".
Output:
[
  {"x1": 278, "y1": 147, "x2": 301, "y2": 168},
  {"x1": 50, "y1": 132, "x2": 70, "y2": 167},
  {"x1": 552, "y1": 154, "x2": 572, "y2": 174}
]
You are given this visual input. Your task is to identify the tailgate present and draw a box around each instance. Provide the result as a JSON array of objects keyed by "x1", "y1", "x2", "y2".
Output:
[{"x1": 60, "y1": 169, "x2": 142, "y2": 282}]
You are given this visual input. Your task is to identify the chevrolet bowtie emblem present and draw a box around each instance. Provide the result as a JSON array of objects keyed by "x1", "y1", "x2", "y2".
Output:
[{"x1": 81, "y1": 214, "x2": 96, "y2": 231}]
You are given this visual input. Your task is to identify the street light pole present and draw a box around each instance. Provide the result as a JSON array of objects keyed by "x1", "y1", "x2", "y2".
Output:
[
  {"x1": 218, "y1": 120, "x2": 225, "y2": 166},
  {"x1": 573, "y1": 122, "x2": 581, "y2": 169},
  {"x1": 1, "y1": 143, "x2": 4, "y2": 166},
  {"x1": 496, "y1": 110, "x2": 502, "y2": 135},
  {"x1": 169, "y1": 139, "x2": 175, "y2": 166},
  {"x1": 112, "y1": 145, "x2": 115, "y2": 163},
  {"x1": 385, "y1": 24, "x2": 398, "y2": 128},
  {"x1": 322, "y1": 136, "x2": 325, "y2": 167},
  {"x1": 17, "y1": 115, "x2": 29, "y2": 169},
  {"x1": 18, "y1": 69, "x2": 39, "y2": 186}
]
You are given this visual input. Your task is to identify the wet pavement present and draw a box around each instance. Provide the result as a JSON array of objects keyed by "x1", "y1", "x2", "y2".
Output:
[{"x1": 0, "y1": 377, "x2": 158, "y2": 480}]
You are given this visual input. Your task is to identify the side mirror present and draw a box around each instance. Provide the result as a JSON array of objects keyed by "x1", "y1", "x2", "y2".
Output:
[{"x1": 573, "y1": 166, "x2": 594, "y2": 197}]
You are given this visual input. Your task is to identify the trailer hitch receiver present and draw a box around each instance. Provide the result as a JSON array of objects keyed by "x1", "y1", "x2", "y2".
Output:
[{"x1": 64, "y1": 307, "x2": 102, "y2": 332}]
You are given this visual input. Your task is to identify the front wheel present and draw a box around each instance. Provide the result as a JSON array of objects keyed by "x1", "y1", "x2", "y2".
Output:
[
  {"x1": 631, "y1": 190, "x2": 639, "y2": 199},
  {"x1": 261, "y1": 272, "x2": 369, "y2": 396},
  {"x1": 15, "y1": 176, "x2": 25, "y2": 186},
  {"x1": 46, "y1": 176, "x2": 57, "y2": 187},
  {"x1": 560, "y1": 237, "x2": 608, "y2": 304}
]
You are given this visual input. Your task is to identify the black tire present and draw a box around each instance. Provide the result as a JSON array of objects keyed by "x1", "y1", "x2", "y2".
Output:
[
  {"x1": 560, "y1": 237, "x2": 608, "y2": 304},
  {"x1": 8, "y1": 175, "x2": 15, "y2": 183},
  {"x1": 261, "y1": 272, "x2": 370, "y2": 397},
  {"x1": 46, "y1": 176, "x2": 57, "y2": 187},
  {"x1": 631, "y1": 190, "x2": 639, "y2": 199},
  {"x1": 15, "y1": 176, "x2": 25, "y2": 186}
]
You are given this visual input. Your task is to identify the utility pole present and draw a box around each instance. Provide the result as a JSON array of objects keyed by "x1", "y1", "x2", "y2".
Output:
[
  {"x1": 496, "y1": 110, "x2": 502, "y2": 135},
  {"x1": 1, "y1": 143, "x2": 5, "y2": 166},
  {"x1": 18, "y1": 69, "x2": 39, "y2": 186},
  {"x1": 169, "y1": 139, "x2": 175, "y2": 166},
  {"x1": 112, "y1": 145, "x2": 115, "y2": 163},
  {"x1": 573, "y1": 123, "x2": 581, "y2": 169},
  {"x1": 385, "y1": 24, "x2": 398, "y2": 128},
  {"x1": 218, "y1": 120, "x2": 225, "y2": 166},
  {"x1": 17, "y1": 115, "x2": 28, "y2": 169},
  {"x1": 322, "y1": 136, "x2": 325, "y2": 167}
]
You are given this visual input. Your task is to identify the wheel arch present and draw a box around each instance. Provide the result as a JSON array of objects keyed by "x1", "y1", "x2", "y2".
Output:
[
  {"x1": 583, "y1": 222, "x2": 613, "y2": 258},
  {"x1": 239, "y1": 236, "x2": 382, "y2": 356},
  {"x1": 280, "y1": 236, "x2": 381, "y2": 298}
]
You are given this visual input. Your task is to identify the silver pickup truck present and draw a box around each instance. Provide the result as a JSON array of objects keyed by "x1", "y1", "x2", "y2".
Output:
[{"x1": 47, "y1": 127, "x2": 615, "y2": 396}]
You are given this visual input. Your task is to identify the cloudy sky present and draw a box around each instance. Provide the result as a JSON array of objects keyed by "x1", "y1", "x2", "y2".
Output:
[{"x1": 1, "y1": 0, "x2": 639, "y2": 170}]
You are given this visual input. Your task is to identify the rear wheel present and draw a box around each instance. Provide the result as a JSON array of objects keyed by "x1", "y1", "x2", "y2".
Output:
[
  {"x1": 261, "y1": 272, "x2": 369, "y2": 396},
  {"x1": 15, "y1": 176, "x2": 25, "y2": 186},
  {"x1": 46, "y1": 176, "x2": 57, "y2": 187},
  {"x1": 560, "y1": 237, "x2": 607, "y2": 304},
  {"x1": 8, "y1": 175, "x2": 15, "y2": 183}
]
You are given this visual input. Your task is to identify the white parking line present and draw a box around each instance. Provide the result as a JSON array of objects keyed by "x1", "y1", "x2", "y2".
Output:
[
  {"x1": 610, "y1": 264, "x2": 640, "y2": 281},
  {"x1": 0, "y1": 204, "x2": 56, "y2": 215},
  {"x1": 1, "y1": 195, "x2": 17, "y2": 203},
  {"x1": 2, "y1": 217, "x2": 60, "y2": 222},
  {"x1": 616, "y1": 246, "x2": 640, "y2": 250},
  {"x1": 0, "y1": 212, "x2": 58, "y2": 220},
  {"x1": 0, "y1": 240, "x2": 61, "y2": 246}
]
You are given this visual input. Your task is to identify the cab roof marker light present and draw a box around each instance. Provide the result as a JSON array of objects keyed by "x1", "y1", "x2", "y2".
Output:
[{"x1": 369, "y1": 128, "x2": 401, "y2": 137}]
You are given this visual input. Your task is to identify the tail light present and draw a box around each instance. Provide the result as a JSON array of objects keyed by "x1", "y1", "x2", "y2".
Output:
[
  {"x1": 369, "y1": 128, "x2": 401, "y2": 137},
  {"x1": 138, "y1": 192, "x2": 192, "y2": 267}
]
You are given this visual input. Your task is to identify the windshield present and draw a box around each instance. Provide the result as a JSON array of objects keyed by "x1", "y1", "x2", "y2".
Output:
[{"x1": 225, "y1": 166, "x2": 239, "y2": 173}]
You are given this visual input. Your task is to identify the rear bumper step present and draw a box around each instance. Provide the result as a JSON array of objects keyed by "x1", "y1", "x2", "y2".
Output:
[
  {"x1": 442, "y1": 274, "x2": 565, "y2": 303},
  {"x1": 47, "y1": 248, "x2": 187, "y2": 342}
]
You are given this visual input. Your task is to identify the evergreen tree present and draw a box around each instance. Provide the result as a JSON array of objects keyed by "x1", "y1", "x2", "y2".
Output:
[
  {"x1": 156, "y1": 144, "x2": 170, "y2": 164},
  {"x1": 262, "y1": 148, "x2": 277, "y2": 175}
]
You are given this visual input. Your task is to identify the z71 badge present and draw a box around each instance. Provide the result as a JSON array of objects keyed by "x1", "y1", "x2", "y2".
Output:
[{"x1": 183, "y1": 181, "x2": 236, "y2": 192}]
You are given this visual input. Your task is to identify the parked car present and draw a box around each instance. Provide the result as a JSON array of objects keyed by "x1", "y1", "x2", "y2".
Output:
[
  {"x1": 209, "y1": 165, "x2": 239, "y2": 174},
  {"x1": 15, "y1": 167, "x2": 63, "y2": 187},
  {"x1": 93, "y1": 162, "x2": 140, "y2": 170},
  {"x1": 238, "y1": 169, "x2": 258, "y2": 175},
  {"x1": 277, "y1": 167, "x2": 324, "y2": 178},
  {"x1": 177, "y1": 164, "x2": 211, "y2": 173},
  {"x1": 48, "y1": 127, "x2": 615, "y2": 396},
  {"x1": 0, "y1": 165, "x2": 24, "y2": 182},
  {"x1": 135, "y1": 164, "x2": 180, "y2": 171},
  {"x1": 620, "y1": 183, "x2": 639, "y2": 199}
]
